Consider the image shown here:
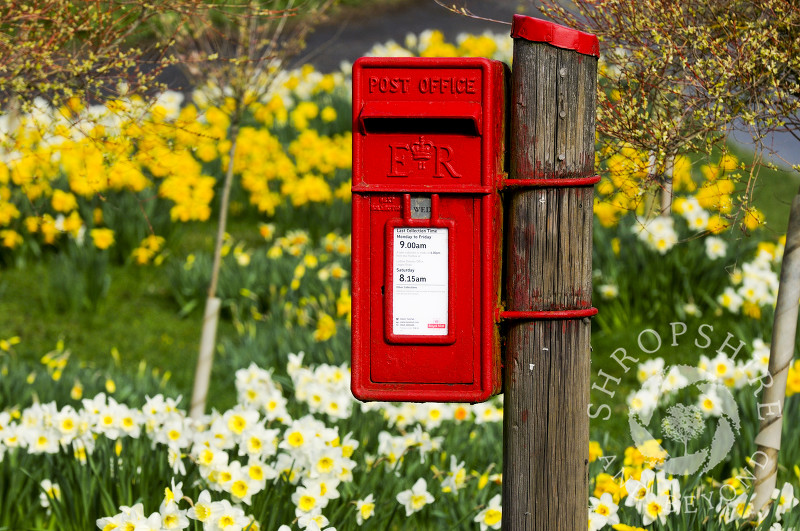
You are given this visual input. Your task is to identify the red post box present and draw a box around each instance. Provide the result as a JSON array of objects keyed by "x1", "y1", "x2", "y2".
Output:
[{"x1": 351, "y1": 57, "x2": 506, "y2": 402}]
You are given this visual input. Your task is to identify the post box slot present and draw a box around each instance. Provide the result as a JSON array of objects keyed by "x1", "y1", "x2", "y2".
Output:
[
  {"x1": 358, "y1": 101, "x2": 482, "y2": 135},
  {"x1": 362, "y1": 117, "x2": 478, "y2": 136}
]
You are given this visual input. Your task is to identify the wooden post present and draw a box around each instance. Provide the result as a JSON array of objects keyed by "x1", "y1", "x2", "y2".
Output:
[{"x1": 503, "y1": 16, "x2": 598, "y2": 530}]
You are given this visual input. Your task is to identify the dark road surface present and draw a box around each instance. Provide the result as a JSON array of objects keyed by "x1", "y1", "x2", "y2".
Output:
[{"x1": 298, "y1": 0, "x2": 527, "y2": 72}]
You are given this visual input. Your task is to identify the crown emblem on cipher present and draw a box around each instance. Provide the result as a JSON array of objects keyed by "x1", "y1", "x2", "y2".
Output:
[{"x1": 410, "y1": 136, "x2": 434, "y2": 169}]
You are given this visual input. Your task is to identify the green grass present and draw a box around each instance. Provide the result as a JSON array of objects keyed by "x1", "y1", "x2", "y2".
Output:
[
  {"x1": 0, "y1": 262, "x2": 232, "y2": 395},
  {"x1": 0, "y1": 222, "x2": 242, "y2": 403}
]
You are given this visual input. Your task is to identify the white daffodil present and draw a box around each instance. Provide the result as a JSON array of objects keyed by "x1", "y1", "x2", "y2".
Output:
[
  {"x1": 683, "y1": 302, "x2": 701, "y2": 316},
  {"x1": 718, "y1": 493, "x2": 753, "y2": 523},
  {"x1": 292, "y1": 484, "x2": 327, "y2": 515},
  {"x1": 718, "y1": 287, "x2": 744, "y2": 313},
  {"x1": 655, "y1": 472, "x2": 681, "y2": 514},
  {"x1": 698, "y1": 388, "x2": 723, "y2": 417},
  {"x1": 355, "y1": 494, "x2": 375, "y2": 525},
  {"x1": 773, "y1": 482, "x2": 799, "y2": 520},
  {"x1": 39, "y1": 479, "x2": 61, "y2": 509},
  {"x1": 206, "y1": 499, "x2": 250, "y2": 531},
  {"x1": 633, "y1": 215, "x2": 678, "y2": 254},
  {"x1": 641, "y1": 491, "x2": 671, "y2": 525},
  {"x1": 661, "y1": 366, "x2": 689, "y2": 394},
  {"x1": 599, "y1": 284, "x2": 619, "y2": 300},
  {"x1": 705, "y1": 236, "x2": 727, "y2": 259},
  {"x1": 590, "y1": 492, "x2": 620, "y2": 526},
  {"x1": 685, "y1": 210, "x2": 710, "y2": 232},
  {"x1": 588, "y1": 510, "x2": 607, "y2": 531},
  {"x1": 186, "y1": 490, "x2": 213, "y2": 523},
  {"x1": 474, "y1": 494, "x2": 502, "y2": 530},
  {"x1": 441, "y1": 455, "x2": 468, "y2": 493},
  {"x1": 708, "y1": 353, "x2": 735, "y2": 382},
  {"x1": 296, "y1": 511, "x2": 330, "y2": 530},
  {"x1": 636, "y1": 358, "x2": 665, "y2": 384},
  {"x1": 627, "y1": 387, "x2": 659, "y2": 419},
  {"x1": 396, "y1": 478, "x2": 434, "y2": 516},
  {"x1": 624, "y1": 469, "x2": 656, "y2": 511},
  {"x1": 159, "y1": 503, "x2": 190, "y2": 530}
]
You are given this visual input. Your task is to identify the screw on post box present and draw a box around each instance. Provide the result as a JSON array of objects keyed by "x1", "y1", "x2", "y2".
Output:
[{"x1": 350, "y1": 56, "x2": 507, "y2": 403}]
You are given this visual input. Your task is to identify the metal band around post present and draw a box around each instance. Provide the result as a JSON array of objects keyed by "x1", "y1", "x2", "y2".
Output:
[
  {"x1": 500, "y1": 174, "x2": 601, "y2": 190},
  {"x1": 500, "y1": 308, "x2": 598, "y2": 321}
]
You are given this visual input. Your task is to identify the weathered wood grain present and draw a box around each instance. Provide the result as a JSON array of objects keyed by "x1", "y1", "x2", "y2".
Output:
[{"x1": 503, "y1": 39, "x2": 597, "y2": 531}]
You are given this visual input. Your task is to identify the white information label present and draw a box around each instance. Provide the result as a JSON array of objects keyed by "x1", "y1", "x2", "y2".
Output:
[{"x1": 392, "y1": 227, "x2": 449, "y2": 336}]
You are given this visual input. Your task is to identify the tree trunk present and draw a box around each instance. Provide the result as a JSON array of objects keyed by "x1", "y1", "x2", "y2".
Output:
[
  {"x1": 660, "y1": 154, "x2": 674, "y2": 214},
  {"x1": 752, "y1": 188, "x2": 800, "y2": 510},
  {"x1": 190, "y1": 122, "x2": 240, "y2": 419}
]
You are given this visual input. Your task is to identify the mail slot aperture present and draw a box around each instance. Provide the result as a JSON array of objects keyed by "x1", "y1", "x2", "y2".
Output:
[{"x1": 358, "y1": 101, "x2": 483, "y2": 135}]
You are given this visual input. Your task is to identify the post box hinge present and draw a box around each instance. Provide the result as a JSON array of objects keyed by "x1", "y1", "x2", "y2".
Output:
[{"x1": 499, "y1": 174, "x2": 600, "y2": 191}]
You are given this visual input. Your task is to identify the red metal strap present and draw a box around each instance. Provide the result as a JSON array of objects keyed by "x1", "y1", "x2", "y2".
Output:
[
  {"x1": 501, "y1": 308, "x2": 598, "y2": 320},
  {"x1": 501, "y1": 175, "x2": 601, "y2": 189},
  {"x1": 511, "y1": 15, "x2": 600, "y2": 58}
]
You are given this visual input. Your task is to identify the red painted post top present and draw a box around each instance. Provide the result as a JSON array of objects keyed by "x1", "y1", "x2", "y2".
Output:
[{"x1": 511, "y1": 14, "x2": 599, "y2": 57}]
